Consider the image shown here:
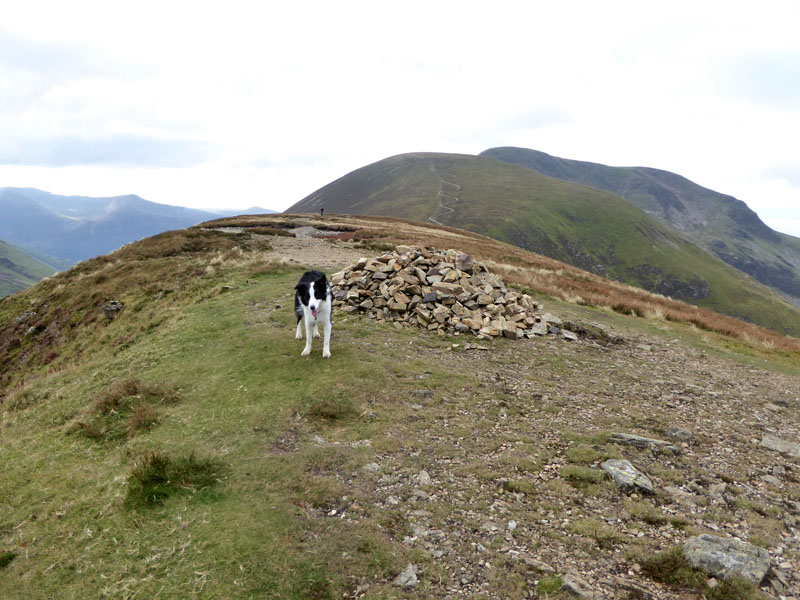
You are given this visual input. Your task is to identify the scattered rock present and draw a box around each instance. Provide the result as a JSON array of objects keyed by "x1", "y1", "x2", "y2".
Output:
[
  {"x1": 363, "y1": 462, "x2": 380, "y2": 474},
  {"x1": 609, "y1": 432, "x2": 680, "y2": 454},
  {"x1": 392, "y1": 563, "x2": 419, "y2": 588},
  {"x1": 601, "y1": 459, "x2": 655, "y2": 495},
  {"x1": 683, "y1": 534, "x2": 771, "y2": 585},
  {"x1": 760, "y1": 434, "x2": 800, "y2": 458}
]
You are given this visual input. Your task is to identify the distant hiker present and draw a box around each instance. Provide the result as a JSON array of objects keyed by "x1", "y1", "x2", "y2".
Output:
[{"x1": 320, "y1": 207, "x2": 324, "y2": 218}]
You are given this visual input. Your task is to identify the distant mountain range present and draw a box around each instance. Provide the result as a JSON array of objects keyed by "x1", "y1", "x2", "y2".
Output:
[
  {"x1": 288, "y1": 150, "x2": 800, "y2": 336},
  {"x1": 0, "y1": 187, "x2": 275, "y2": 296}
]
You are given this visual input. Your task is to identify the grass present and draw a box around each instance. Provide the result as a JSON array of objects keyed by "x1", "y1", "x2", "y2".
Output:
[
  {"x1": 0, "y1": 239, "x2": 416, "y2": 598},
  {"x1": 72, "y1": 378, "x2": 179, "y2": 441},
  {"x1": 125, "y1": 449, "x2": 223, "y2": 507}
]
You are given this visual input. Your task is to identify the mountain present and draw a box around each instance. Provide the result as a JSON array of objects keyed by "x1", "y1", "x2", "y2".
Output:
[
  {"x1": 0, "y1": 188, "x2": 226, "y2": 264},
  {"x1": 1, "y1": 214, "x2": 798, "y2": 599},
  {"x1": 287, "y1": 152, "x2": 800, "y2": 336},
  {"x1": 0, "y1": 239, "x2": 57, "y2": 297},
  {"x1": 480, "y1": 146, "x2": 800, "y2": 308}
]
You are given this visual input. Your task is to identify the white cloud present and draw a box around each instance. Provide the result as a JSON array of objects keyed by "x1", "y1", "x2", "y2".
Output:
[{"x1": 0, "y1": 1, "x2": 799, "y2": 236}]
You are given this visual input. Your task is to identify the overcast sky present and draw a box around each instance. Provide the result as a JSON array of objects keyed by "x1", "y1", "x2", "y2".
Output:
[{"x1": 2, "y1": 1, "x2": 800, "y2": 235}]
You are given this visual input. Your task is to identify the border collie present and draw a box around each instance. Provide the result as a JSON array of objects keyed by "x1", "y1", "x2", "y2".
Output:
[{"x1": 294, "y1": 270, "x2": 333, "y2": 358}]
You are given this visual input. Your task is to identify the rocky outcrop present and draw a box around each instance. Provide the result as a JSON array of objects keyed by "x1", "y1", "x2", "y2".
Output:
[
  {"x1": 683, "y1": 534, "x2": 771, "y2": 584},
  {"x1": 331, "y1": 246, "x2": 568, "y2": 340}
]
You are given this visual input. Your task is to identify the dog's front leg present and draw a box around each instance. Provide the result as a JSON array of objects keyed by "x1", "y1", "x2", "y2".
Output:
[
  {"x1": 295, "y1": 318, "x2": 304, "y2": 340},
  {"x1": 301, "y1": 316, "x2": 313, "y2": 356},
  {"x1": 322, "y1": 317, "x2": 331, "y2": 358}
]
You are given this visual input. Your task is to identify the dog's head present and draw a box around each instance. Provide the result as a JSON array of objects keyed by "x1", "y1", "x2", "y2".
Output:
[{"x1": 296, "y1": 273, "x2": 329, "y2": 318}]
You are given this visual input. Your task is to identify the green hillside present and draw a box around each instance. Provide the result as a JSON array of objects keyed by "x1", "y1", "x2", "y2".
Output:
[
  {"x1": 0, "y1": 240, "x2": 57, "y2": 297},
  {"x1": 1, "y1": 223, "x2": 799, "y2": 599},
  {"x1": 289, "y1": 152, "x2": 800, "y2": 336},
  {"x1": 481, "y1": 146, "x2": 800, "y2": 306}
]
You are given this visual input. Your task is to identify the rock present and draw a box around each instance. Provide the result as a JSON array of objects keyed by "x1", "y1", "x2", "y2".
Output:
[
  {"x1": 455, "y1": 252, "x2": 475, "y2": 274},
  {"x1": 392, "y1": 563, "x2": 419, "y2": 588},
  {"x1": 561, "y1": 571, "x2": 604, "y2": 599},
  {"x1": 363, "y1": 463, "x2": 380, "y2": 473},
  {"x1": 561, "y1": 330, "x2": 578, "y2": 342},
  {"x1": 683, "y1": 534, "x2": 771, "y2": 584},
  {"x1": 663, "y1": 427, "x2": 694, "y2": 443},
  {"x1": 101, "y1": 300, "x2": 124, "y2": 320},
  {"x1": 760, "y1": 434, "x2": 800, "y2": 458},
  {"x1": 418, "y1": 470, "x2": 432, "y2": 486},
  {"x1": 609, "y1": 433, "x2": 680, "y2": 454},
  {"x1": 601, "y1": 459, "x2": 655, "y2": 495}
]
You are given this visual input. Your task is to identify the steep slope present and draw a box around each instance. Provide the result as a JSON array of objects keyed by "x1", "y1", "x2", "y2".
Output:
[
  {"x1": 1, "y1": 218, "x2": 798, "y2": 599},
  {"x1": 288, "y1": 152, "x2": 800, "y2": 336},
  {"x1": 0, "y1": 240, "x2": 57, "y2": 297},
  {"x1": 481, "y1": 146, "x2": 800, "y2": 307},
  {"x1": 0, "y1": 188, "x2": 224, "y2": 263}
]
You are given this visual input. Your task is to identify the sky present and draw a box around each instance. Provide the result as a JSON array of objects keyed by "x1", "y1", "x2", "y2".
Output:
[{"x1": 2, "y1": 1, "x2": 800, "y2": 235}]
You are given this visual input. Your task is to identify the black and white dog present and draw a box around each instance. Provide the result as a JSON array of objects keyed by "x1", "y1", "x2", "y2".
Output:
[{"x1": 294, "y1": 270, "x2": 333, "y2": 358}]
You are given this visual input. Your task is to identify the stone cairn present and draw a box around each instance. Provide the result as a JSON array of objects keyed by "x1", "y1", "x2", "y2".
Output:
[{"x1": 331, "y1": 245, "x2": 567, "y2": 340}]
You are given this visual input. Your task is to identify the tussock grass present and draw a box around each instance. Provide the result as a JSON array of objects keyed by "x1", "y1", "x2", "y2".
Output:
[
  {"x1": 125, "y1": 450, "x2": 223, "y2": 508},
  {"x1": 0, "y1": 551, "x2": 17, "y2": 570},
  {"x1": 72, "y1": 378, "x2": 178, "y2": 441}
]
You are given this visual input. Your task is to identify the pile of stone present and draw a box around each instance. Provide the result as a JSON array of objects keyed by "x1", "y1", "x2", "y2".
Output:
[{"x1": 331, "y1": 245, "x2": 563, "y2": 340}]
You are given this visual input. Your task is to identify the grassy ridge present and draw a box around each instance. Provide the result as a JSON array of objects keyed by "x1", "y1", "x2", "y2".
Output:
[
  {"x1": 0, "y1": 240, "x2": 56, "y2": 297},
  {"x1": 289, "y1": 153, "x2": 800, "y2": 336},
  {"x1": 0, "y1": 229, "x2": 422, "y2": 598},
  {"x1": 1, "y1": 222, "x2": 798, "y2": 598}
]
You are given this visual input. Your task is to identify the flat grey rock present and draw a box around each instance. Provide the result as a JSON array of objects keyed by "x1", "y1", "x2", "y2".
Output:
[
  {"x1": 601, "y1": 459, "x2": 655, "y2": 495},
  {"x1": 610, "y1": 432, "x2": 680, "y2": 454},
  {"x1": 683, "y1": 534, "x2": 771, "y2": 584},
  {"x1": 760, "y1": 434, "x2": 800, "y2": 458}
]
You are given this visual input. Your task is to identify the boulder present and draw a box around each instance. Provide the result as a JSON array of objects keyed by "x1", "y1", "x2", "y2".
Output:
[
  {"x1": 683, "y1": 534, "x2": 771, "y2": 584},
  {"x1": 601, "y1": 459, "x2": 655, "y2": 495},
  {"x1": 760, "y1": 434, "x2": 800, "y2": 458}
]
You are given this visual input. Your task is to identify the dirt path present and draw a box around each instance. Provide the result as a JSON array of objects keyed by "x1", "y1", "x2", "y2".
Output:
[{"x1": 266, "y1": 234, "x2": 366, "y2": 273}]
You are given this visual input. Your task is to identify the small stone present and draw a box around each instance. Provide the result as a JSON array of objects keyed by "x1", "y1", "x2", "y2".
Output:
[
  {"x1": 561, "y1": 330, "x2": 578, "y2": 341},
  {"x1": 392, "y1": 563, "x2": 418, "y2": 588},
  {"x1": 101, "y1": 300, "x2": 125, "y2": 320},
  {"x1": 418, "y1": 470, "x2": 432, "y2": 486},
  {"x1": 363, "y1": 462, "x2": 380, "y2": 473}
]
